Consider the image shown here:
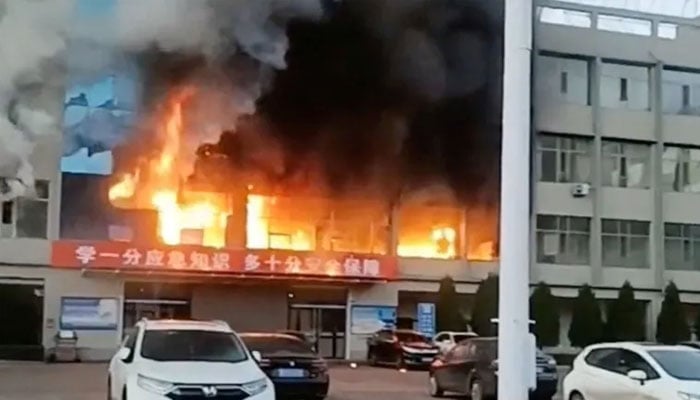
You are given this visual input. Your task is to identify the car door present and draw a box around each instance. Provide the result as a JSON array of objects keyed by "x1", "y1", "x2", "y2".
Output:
[
  {"x1": 444, "y1": 342, "x2": 475, "y2": 393},
  {"x1": 432, "y1": 347, "x2": 457, "y2": 391},
  {"x1": 583, "y1": 348, "x2": 653, "y2": 400},
  {"x1": 110, "y1": 327, "x2": 139, "y2": 397}
]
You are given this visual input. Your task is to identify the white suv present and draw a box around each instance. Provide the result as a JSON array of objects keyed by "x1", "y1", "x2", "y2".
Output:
[{"x1": 108, "y1": 319, "x2": 274, "y2": 400}]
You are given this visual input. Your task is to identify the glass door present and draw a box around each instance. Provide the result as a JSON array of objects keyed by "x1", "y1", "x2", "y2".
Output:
[{"x1": 288, "y1": 305, "x2": 346, "y2": 359}]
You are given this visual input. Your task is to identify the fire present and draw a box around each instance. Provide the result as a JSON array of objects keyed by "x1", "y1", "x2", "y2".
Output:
[
  {"x1": 109, "y1": 89, "x2": 231, "y2": 248},
  {"x1": 245, "y1": 194, "x2": 312, "y2": 251},
  {"x1": 107, "y1": 88, "x2": 497, "y2": 260}
]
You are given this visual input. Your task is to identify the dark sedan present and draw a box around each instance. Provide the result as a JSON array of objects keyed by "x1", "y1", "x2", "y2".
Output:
[
  {"x1": 367, "y1": 329, "x2": 440, "y2": 368},
  {"x1": 428, "y1": 337, "x2": 558, "y2": 400},
  {"x1": 240, "y1": 333, "x2": 329, "y2": 400}
]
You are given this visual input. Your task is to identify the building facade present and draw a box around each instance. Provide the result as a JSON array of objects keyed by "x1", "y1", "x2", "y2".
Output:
[
  {"x1": 534, "y1": 0, "x2": 700, "y2": 346},
  {"x1": 3, "y1": 0, "x2": 700, "y2": 361}
]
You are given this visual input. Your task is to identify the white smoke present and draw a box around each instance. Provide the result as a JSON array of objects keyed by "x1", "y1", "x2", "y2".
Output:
[
  {"x1": 0, "y1": 0, "x2": 325, "y2": 201},
  {"x1": 0, "y1": 0, "x2": 72, "y2": 201}
]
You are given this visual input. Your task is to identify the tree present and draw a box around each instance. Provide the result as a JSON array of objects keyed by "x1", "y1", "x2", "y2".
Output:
[
  {"x1": 471, "y1": 274, "x2": 499, "y2": 336},
  {"x1": 436, "y1": 276, "x2": 466, "y2": 331},
  {"x1": 530, "y1": 281, "x2": 560, "y2": 347},
  {"x1": 656, "y1": 281, "x2": 690, "y2": 344},
  {"x1": 606, "y1": 281, "x2": 646, "y2": 341},
  {"x1": 568, "y1": 284, "x2": 604, "y2": 347}
]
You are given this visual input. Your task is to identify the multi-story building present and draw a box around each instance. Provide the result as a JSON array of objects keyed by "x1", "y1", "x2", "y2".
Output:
[
  {"x1": 534, "y1": 0, "x2": 700, "y2": 345},
  {"x1": 2, "y1": 0, "x2": 700, "y2": 361}
]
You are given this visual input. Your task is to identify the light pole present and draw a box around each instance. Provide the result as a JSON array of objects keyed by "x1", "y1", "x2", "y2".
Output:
[{"x1": 497, "y1": 0, "x2": 533, "y2": 398}]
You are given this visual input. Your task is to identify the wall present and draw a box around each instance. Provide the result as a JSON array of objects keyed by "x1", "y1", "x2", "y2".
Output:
[
  {"x1": 191, "y1": 284, "x2": 288, "y2": 332},
  {"x1": 0, "y1": 267, "x2": 124, "y2": 361}
]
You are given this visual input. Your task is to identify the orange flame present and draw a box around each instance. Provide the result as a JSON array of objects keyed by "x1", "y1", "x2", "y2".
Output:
[{"x1": 108, "y1": 89, "x2": 231, "y2": 248}]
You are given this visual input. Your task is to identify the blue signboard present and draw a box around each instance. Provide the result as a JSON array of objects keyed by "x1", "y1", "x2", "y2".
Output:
[
  {"x1": 60, "y1": 297, "x2": 119, "y2": 330},
  {"x1": 350, "y1": 305, "x2": 397, "y2": 334},
  {"x1": 416, "y1": 303, "x2": 436, "y2": 338}
]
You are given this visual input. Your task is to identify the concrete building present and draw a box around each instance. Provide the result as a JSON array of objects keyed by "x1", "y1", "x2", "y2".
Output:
[
  {"x1": 534, "y1": 0, "x2": 700, "y2": 346},
  {"x1": 2, "y1": 0, "x2": 700, "y2": 361}
]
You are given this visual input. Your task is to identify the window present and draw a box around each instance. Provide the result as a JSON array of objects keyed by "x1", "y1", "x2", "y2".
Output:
[
  {"x1": 537, "y1": 54, "x2": 590, "y2": 105},
  {"x1": 662, "y1": 146, "x2": 700, "y2": 193},
  {"x1": 536, "y1": 215, "x2": 590, "y2": 265},
  {"x1": 140, "y1": 329, "x2": 248, "y2": 362},
  {"x1": 663, "y1": 69, "x2": 700, "y2": 115},
  {"x1": 602, "y1": 141, "x2": 651, "y2": 188},
  {"x1": 585, "y1": 348, "x2": 658, "y2": 379},
  {"x1": 0, "y1": 180, "x2": 50, "y2": 239},
  {"x1": 602, "y1": 219, "x2": 650, "y2": 268},
  {"x1": 241, "y1": 335, "x2": 314, "y2": 355},
  {"x1": 538, "y1": 134, "x2": 592, "y2": 183},
  {"x1": 648, "y1": 350, "x2": 700, "y2": 380},
  {"x1": 600, "y1": 62, "x2": 650, "y2": 110},
  {"x1": 665, "y1": 223, "x2": 700, "y2": 271}
]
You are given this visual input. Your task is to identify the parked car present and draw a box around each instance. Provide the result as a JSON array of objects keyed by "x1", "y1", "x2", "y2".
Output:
[
  {"x1": 563, "y1": 342, "x2": 700, "y2": 400},
  {"x1": 107, "y1": 319, "x2": 274, "y2": 400},
  {"x1": 680, "y1": 341, "x2": 700, "y2": 350},
  {"x1": 367, "y1": 329, "x2": 440, "y2": 368},
  {"x1": 240, "y1": 333, "x2": 329, "y2": 400},
  {"x1": 433, "y1": 331, "x2": 479, "y2": 354},
  {"x1": 428, "y1": 337, "x2": 558, "y2": 400}
]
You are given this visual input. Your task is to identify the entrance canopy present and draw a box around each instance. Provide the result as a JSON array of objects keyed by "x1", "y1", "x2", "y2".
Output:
[{"x1": 51, "y1": 240, "x2": 397, "y2": 282}]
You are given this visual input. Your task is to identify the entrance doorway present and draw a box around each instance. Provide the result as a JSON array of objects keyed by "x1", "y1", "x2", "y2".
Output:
[
  {"x1": 123, "y1": 282, "x2": 192, "y2": 337},
  {"x1": 0, "y1": 282, "x2": 44, "y2": 360},
  {"x1": 288, "y1": 305, "x2": 346, "y2": 359}
]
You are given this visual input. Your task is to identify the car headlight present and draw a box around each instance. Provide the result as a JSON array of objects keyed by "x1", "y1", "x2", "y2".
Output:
[
  {"x1": 137, "y1": 374, "x2": 176, "y2": 395},
  {"x1": 242, "y1": 378, "x2": 269, "y2": 396},
  {"x1": 547, "y1": 358, "x2": 557, "y2": 366},
  {"x1": 679, "y1": 392, "x2": 700, "y2": 400}
]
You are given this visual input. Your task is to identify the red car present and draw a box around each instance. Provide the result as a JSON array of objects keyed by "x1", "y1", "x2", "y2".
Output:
[{"x1": 367, "y1": 329, "x2": 440, "y2": 368}]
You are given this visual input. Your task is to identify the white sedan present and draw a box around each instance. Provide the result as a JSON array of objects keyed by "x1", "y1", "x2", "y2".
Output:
[
  {"x1": 432, "y1": 331, "x2": 478, "y2": 354},
  {"x1": 563, "y1": 342, "x2": 700, "y2": 400}
]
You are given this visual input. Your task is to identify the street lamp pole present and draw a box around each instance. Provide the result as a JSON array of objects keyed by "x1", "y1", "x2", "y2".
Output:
[{"x1": 497, "y1": 0, "x2": 533, "y2": 399}]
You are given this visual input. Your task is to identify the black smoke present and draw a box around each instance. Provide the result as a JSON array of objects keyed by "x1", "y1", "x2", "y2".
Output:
[
  {"x1": 215, "y1": 0, "x2": 502, "y2": 203},
  {"x1": 132, "y1": 0, "x2": 503, "y2": 205}
]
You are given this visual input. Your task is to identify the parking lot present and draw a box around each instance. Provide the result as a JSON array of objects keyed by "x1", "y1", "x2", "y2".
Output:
[{"x1": 0, "y1": 361, "x2": 564, "y2": 400}]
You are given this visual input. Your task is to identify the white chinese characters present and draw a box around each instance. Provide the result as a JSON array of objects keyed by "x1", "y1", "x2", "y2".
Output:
[{"x1": 75, "y1": 245, "x2": 97, "y2": 265}]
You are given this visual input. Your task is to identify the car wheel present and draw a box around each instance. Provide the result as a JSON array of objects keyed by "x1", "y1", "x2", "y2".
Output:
[
  {"x1": 428, "y1": 374, "x2": 444, "y2": 397},
  {"x1": 470, "y1": 379, "x2": 484, "y2": 400},
  {"x1": 122, "y1": 387, "x2": 127, "y2": 400},
  {"x1": 570, "y1": 392, "x2": 585, "y2": 400}
]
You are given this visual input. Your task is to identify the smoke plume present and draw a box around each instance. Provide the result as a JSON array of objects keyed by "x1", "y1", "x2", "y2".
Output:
[{"x1": 0, "y1": 0, "x2": 326, "y2": 200}]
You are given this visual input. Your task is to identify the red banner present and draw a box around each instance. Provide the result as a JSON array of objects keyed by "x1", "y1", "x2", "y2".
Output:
[{"x1": 51, "y1": 241, "x2": 397, "y2": 281}]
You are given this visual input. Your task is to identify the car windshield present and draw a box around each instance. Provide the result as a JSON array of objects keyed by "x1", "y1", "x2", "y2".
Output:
[
  {"x1": 241, "y1": 336, "x2": 315, "y2": 356},
  {"x1": 648, "y1": 350, "x2": 700, "y2": 380},
  {"x1": 396, "y1": 332, "x2": 429, "y2": 343},
  {"x1": 140, "y1": 329, "x2": 248, "y2": 363}
]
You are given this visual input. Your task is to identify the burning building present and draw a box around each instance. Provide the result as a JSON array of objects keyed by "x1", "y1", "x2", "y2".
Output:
[{"x1": 0, "y1": 0, "x2": 503, "y2": 361}]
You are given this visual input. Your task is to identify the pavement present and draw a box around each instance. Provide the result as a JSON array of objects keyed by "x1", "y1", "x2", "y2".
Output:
[{"x1": 0, "y1": 361, "x2": 565, "y2": 400}]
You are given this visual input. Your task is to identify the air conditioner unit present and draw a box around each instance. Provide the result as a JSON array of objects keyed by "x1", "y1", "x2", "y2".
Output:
[{"x1": 571, "y1": 183, "x2": 591, "y2": 198}]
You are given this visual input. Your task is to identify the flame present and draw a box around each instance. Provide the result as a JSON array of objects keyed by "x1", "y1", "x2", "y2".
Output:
[
  {"x1": 107, "y1": 88, "x2": 497, "y2": 260},
  {"x1": 108, "y1": 89, "x2": 231, "y2": 248},
  {"x1": 245, "y1": 194, "x2": 312, "y2": 251},
  {"x1": 397, "y1": 226, "x2": 495, "y2": 260}
]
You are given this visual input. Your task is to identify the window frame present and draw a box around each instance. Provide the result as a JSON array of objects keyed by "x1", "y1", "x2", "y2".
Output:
[
  {"x1": 0, "y1": 180, "x2": 50, "y2": 239},
  {"x1": 536, "y1": 214, "x2": 591, "y2": 265},
  {"x1": 537, "y1": 134, "x2": 592, "y2": 183},
  {"x1": 601, "y1": 140, "x2": 652, "y2": 189},
  {"x1": 664, "y1": 223, "x2": 700, "y2": 271},
  {"x1": 601, "y1": 219, "x2": 650, "y2": 268},
  {"x1": 663, "y1": 145, "x2": 700, "y2": 193}
]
